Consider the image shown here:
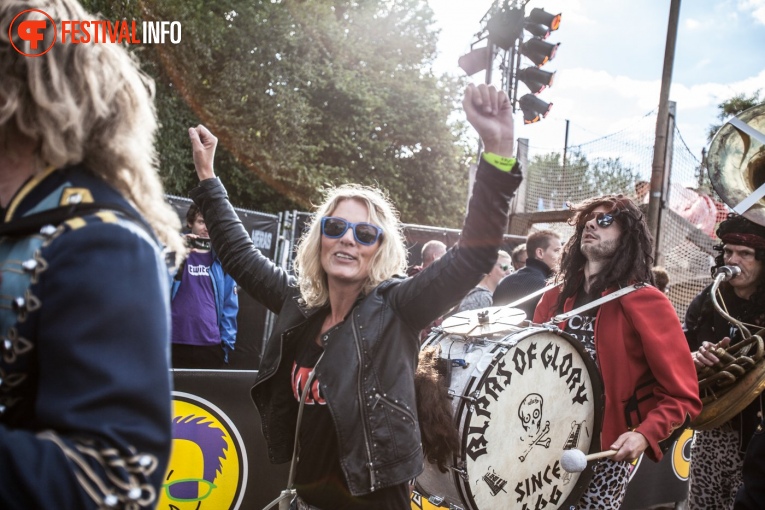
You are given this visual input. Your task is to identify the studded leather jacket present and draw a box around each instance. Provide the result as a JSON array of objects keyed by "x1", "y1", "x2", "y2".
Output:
[
  {"x1": 0, "y1": 166, "x2": 172, "y2": 509},
  {"x1": 190, "y1": 158, "x2": 522, "y2": 495}
]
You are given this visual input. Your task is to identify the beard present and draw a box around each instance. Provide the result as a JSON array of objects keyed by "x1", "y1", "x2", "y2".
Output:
[{"x1": 581, "y1": 237, "x2": 620, "y2": 262}]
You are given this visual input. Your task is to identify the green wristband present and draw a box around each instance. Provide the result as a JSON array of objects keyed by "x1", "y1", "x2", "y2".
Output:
[{"x1": 482, "y1": 152, "x2": 517, "y2": 172}]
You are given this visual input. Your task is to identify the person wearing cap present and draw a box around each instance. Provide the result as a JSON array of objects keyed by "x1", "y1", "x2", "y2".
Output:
[{"x1": 685, "y1": 214, "x2": 765, "y2": 510}]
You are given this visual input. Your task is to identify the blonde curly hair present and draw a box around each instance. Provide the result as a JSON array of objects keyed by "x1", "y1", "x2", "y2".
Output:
[
  {"x1": 294, "y1": 184, "x2": 408, "y2": 308},
  {"x1": 0, "y1": 0, "x2": 183, "y2": 258}
]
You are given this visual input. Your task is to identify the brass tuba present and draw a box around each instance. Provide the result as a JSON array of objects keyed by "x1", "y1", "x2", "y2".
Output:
[{"x1": 691, "y1": 103, "x2": 765, "y2": 430}]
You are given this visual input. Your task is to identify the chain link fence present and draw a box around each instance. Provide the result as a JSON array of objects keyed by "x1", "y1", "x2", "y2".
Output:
[{"x1": 515, "y1": 110, "x2": 728, "y2": 321}]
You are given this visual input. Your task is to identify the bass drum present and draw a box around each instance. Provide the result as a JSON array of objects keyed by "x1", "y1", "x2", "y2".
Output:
[{"x1": 417, "y1": 326, "x2": 604, "y2": 510}]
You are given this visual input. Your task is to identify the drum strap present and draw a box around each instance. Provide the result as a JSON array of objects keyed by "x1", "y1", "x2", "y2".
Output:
[
  {"x1": 504, "y1": 282, "x2": 562, "y2": 309},
  {"x1": 262, "y1": 350, "x2": 326, "y2": 510},
  {"x1": 548, "y1": 283, "x2": 643, "y2": 324}
]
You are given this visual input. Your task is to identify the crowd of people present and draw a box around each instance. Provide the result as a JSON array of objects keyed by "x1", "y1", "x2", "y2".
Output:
[{"x1": 2, "y1": 1, "x2": 764, "y2": 509}]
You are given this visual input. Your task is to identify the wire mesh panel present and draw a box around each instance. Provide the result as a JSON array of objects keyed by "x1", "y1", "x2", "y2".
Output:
[{"x1": 516, "y1": 112, "x2": 727, "y2": 321}]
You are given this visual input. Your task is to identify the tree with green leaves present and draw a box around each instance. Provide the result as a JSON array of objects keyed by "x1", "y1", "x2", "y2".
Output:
[
  {"x1": 706, "y1": 90, "x2": 763, "y2": 142},
  {"x1": 82, "y1": 0, "x2": 473, "y2": 227}
]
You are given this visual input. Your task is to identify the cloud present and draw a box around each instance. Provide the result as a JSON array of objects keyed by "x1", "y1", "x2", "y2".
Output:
[
  {"x1": 739, "y1": 0, "x2": 765, "y2": 25},
  {"x1": 685, "y1": 18, "x2": 702, "y2": 30},
  {"x1": 554, "y1": 68, "x2": 661, "y2": 111},
  {"x1": 672, "y1": 69, "x2": 765, "y2": 112},
  {"x1": 527, "y1": 66, "x2": 765, "y2": 156}
]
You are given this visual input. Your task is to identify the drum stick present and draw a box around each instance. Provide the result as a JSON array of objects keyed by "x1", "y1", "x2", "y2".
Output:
[{"x1": 583, "y1": 449, "x2": 617, "y2": 461}]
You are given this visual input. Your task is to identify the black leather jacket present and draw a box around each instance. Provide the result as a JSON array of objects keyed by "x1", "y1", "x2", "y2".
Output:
[{"x1": 190, "y1": 158, "x2": 522, "y2": 495}]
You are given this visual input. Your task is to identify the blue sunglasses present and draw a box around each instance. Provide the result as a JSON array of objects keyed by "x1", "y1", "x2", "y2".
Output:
[{"x1": 321, "y1": 217, "x2": 383, "y2": 246}]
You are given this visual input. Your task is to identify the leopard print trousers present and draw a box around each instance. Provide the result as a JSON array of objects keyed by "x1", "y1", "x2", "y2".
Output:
[
  {"x1": 688, "y1": 427, "x2": 745, "y2": 510},
  {"x1": 574, "y1": 458, "x2": 632, "y2": 509}
]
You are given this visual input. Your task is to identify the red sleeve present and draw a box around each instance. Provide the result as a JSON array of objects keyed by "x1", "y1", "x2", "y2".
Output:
[
  {"x1": 533, "y1": 287, "x2": 559, "y2": 323},
  {"x1": 622, "y1": 287, "x2": 702, "y2": 460}
]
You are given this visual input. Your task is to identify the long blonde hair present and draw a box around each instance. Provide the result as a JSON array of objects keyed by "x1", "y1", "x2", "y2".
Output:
[
  {"x1": 0, "y1": 0, "x2": 184, "y2": 257},
  {"x1": 295, "y1": 184, "x2": 408, "y2": 308}
]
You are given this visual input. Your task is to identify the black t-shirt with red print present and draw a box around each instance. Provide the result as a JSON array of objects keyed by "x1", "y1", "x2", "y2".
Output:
[
  {"x1": 290, "y1": 313, "x2": 409, "y2": 509},
  {"x1": 563, "y1": 289, "x2": 599, "y2": 365}
]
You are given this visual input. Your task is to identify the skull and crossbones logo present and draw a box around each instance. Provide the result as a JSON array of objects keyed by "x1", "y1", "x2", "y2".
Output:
[{"x1": 518, "y1": 393, "x2": 551, "y2": 461}]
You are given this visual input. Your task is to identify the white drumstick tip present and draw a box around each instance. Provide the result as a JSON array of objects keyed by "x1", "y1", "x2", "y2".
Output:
[
  {"x1": 560, "y1": 449, "x2": 617, "y2": 473},
  {"x1": 560, "y1": 449, "x2": 587, "y2": 473}
]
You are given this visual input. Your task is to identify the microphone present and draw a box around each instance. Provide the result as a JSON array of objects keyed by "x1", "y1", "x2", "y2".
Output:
[{"x1": 714, "y1": 265, "x2": 741, "y2": 281}]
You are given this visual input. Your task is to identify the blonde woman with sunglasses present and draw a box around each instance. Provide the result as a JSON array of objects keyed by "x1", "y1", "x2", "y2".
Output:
[{"x1": 188, "y1": 83, "x2": 522, "y2": 510}]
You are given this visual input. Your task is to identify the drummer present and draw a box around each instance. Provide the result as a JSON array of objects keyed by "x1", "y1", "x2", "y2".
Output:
[
  {"x1": 188, "y1": 83, "x2": 523, "y2": 509},
  {"x1": 533, "y1": 195, "x2": 701, "y2": 508}
]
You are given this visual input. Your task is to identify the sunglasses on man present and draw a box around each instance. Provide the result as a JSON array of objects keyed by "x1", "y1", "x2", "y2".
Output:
[
  {"x1": 578, "y1": 211, "x2": 617, "y2": 229},
  {"x1": 321, "y1": 217, "x2": 383, "y2": 246}
]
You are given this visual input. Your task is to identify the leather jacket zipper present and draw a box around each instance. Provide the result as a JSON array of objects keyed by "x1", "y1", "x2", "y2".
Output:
[
  {"x1": 352, "y1": 313, "x2": 376, "y2": 491},
  {"x1": 372, "y1": 393, "x2": 416, "y2": 423}
]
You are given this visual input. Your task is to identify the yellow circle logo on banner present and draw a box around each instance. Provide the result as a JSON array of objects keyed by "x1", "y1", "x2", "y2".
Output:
[
  {"x1": 672, "y1": 429, "x2": 694, "y2": 481},
  {"x1": 159, "y1": 392, "x2": 247, "y2": 510}
]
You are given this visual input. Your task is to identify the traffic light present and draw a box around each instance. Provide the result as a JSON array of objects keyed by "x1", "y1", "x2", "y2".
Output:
[
  {"x1": 521, "y1": 38, "x2": 560, "y2": 67},
  {"x1": 519, "y1": 94, "x2": 552, "y2": 124},
  {"x1": 527, "y1": 7, "x2": 561, "y2": 31},
  {"x1": 458, "y1": 2, "x2": 562, "y2": 125},
  {"x1": 517, "y1": 7, "x2": 561, "y2": 124},
  {"x1": 517, "y1": 67, "x2": 555, "y2": 95}
]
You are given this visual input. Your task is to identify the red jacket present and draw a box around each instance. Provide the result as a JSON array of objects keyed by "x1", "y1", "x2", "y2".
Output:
[{"x1": 534, "y1": 284, "x2": 702, "y2": 462}]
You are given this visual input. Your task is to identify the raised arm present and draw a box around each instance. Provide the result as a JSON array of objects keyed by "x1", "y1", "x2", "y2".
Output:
[
  {"x1": 188, "y1": 125, "x2": 295, "y2": 313},
  {"x1": 388, "y1": 84, "x2": 522, "y2": 330}
]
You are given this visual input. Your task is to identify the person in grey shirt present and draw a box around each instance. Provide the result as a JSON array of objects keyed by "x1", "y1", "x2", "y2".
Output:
[{"x1": 456, "y1": 249, "x2": 512, "y2": 312}]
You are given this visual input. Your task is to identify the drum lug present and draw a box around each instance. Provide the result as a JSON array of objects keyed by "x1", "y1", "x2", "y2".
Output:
[
  {"x1": 449, "y1": 465, "x2": 468, "y2": 481},
  {"x1": 540, "y1": 323, "x2": 562, "y2": 334},
  {"x1": 427, "y1": 495, "x2": 445, "y2": 505},
  {"x1": 447, "y1": 389, "x2": 478, "y2": 403}
]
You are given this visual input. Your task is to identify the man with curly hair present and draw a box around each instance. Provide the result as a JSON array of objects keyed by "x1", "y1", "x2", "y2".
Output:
[
  {"x1": 685, "y1": 214, "x2": 765, "y2": 510},
  {"x1": 534, "y1": 195, "x2": 701, "y2": 508}
]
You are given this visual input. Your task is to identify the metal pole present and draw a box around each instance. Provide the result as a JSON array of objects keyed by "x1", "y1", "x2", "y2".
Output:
[
  {"x1": 654, "y1": 101, "x2": 676, "y2": 266},
  {"x1": 563, "y1": 119, "x2": 570, "y2": 177},
  {"x1": 647, "y1": 0, "x2": 681, "y2": 259}
]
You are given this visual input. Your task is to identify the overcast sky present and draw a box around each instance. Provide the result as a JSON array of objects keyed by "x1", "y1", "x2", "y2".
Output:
[{"x1": 430, "y1": 0, "x2": 765, "y2": 161}]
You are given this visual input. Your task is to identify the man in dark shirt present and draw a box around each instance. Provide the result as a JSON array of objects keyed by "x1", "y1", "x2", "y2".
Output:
[
  {"x1": 493, "y1": 230, "x2": 562, "y2": 319},
  {"x1": 684, "y1": 214, "x2": 765, "y2": 510}
]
